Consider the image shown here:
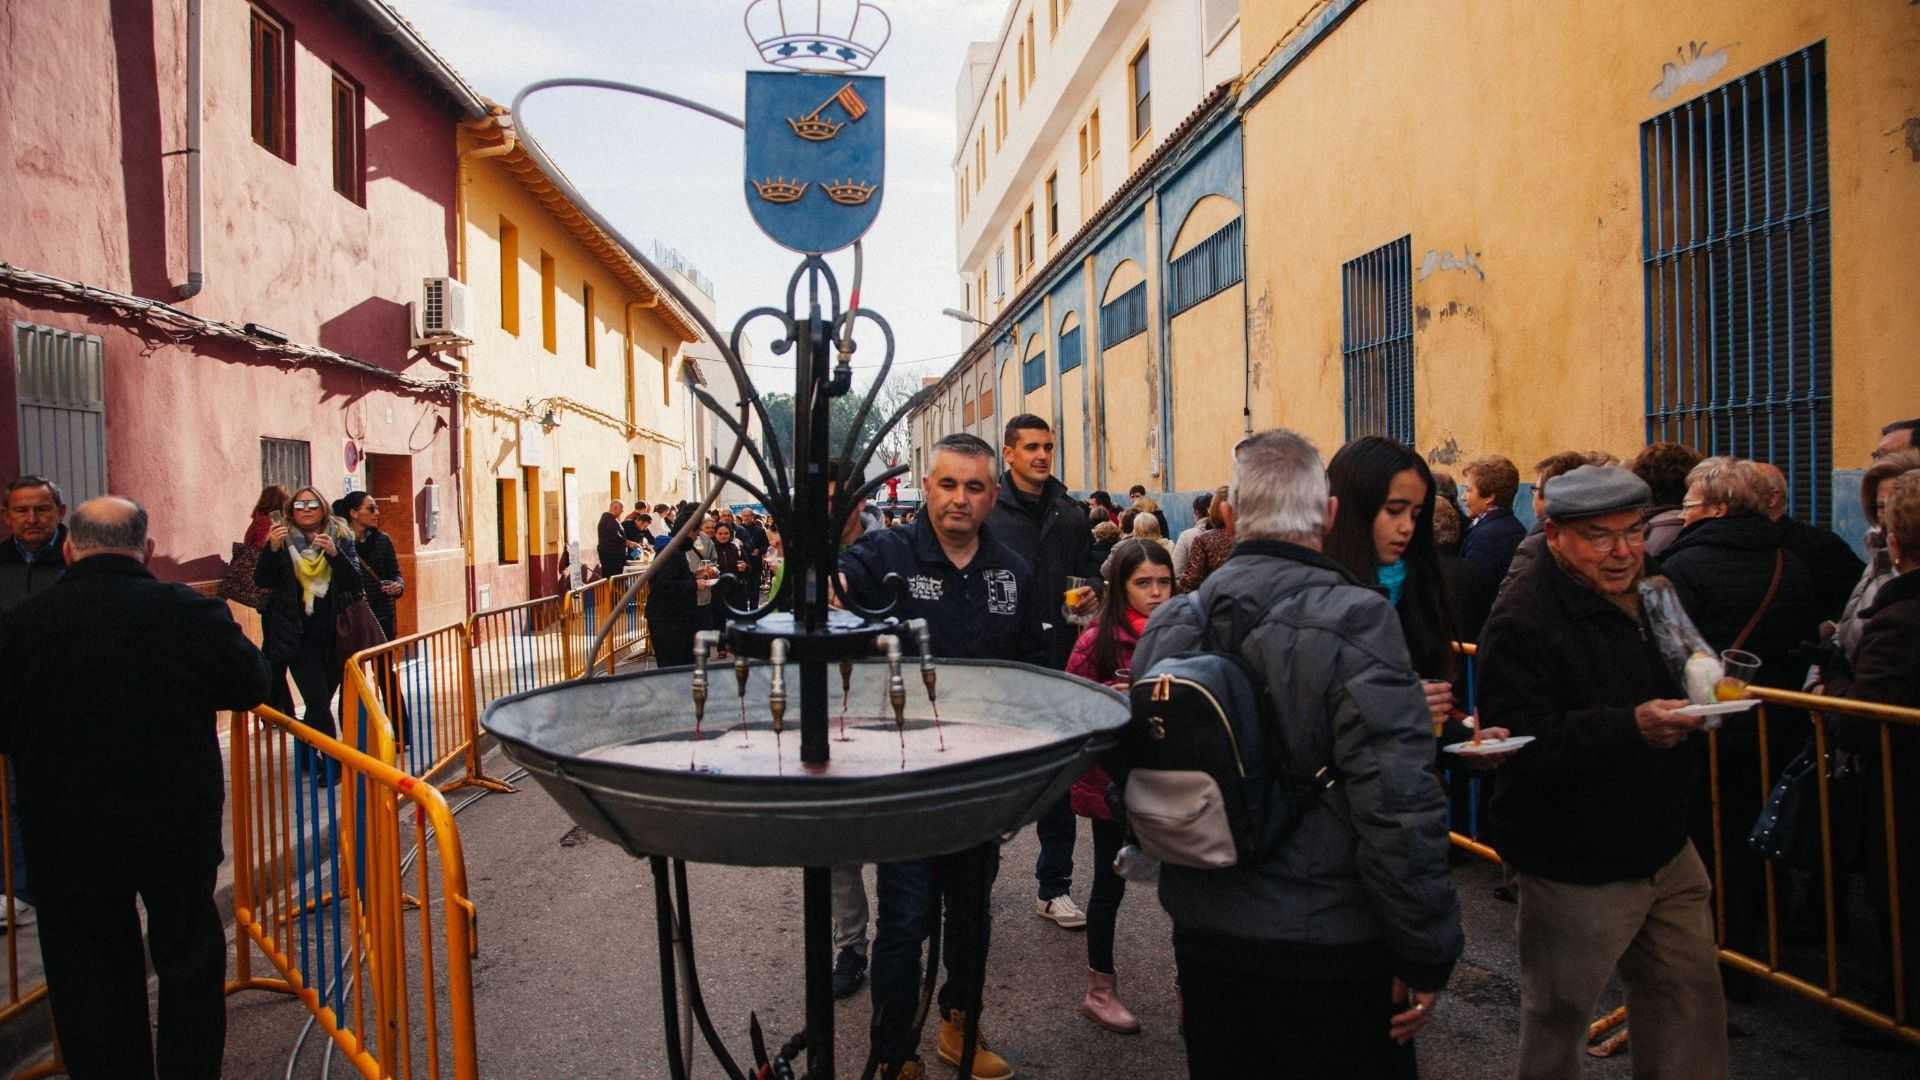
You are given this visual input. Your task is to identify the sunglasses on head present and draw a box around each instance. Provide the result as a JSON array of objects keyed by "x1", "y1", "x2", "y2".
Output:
[{"x1": 290, "y1": 499, "x2": 324, "y2": 510}]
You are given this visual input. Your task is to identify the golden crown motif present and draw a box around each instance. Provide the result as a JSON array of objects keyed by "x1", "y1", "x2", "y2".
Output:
[
  {"x1": 752, "y1": 177, "x2": 810, "y2": 204},
  {"x1": 787, "y1": 116, "x2": 844, "y2": 142},
  {"x1": 822, "y1": 180, "x2": 877, "y2": 206}
]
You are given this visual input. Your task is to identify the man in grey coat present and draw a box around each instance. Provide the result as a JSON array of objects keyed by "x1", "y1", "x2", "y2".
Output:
[{"x1": 1132, "y1": 429, "x2": 1463, "y2": 1078}]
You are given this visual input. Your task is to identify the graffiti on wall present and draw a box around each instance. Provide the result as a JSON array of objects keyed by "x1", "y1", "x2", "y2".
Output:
[
  {"x1": 1651, "y1": 41, "x2": 1732, "y2": 102},
  {"x1": 1418, "y1": 246, "x2": 1485, "y2": 282}
]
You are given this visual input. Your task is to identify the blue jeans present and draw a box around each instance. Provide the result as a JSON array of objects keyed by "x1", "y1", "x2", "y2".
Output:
[
  {"x1": 1034, "y1": 793, "x2": 1075, "y2": 900},
  {"x1": 869, "y1": 844, "x2": 999, "y2": 1066}
]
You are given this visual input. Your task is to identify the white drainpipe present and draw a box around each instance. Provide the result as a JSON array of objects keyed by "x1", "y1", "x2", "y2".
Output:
[{"x1": 177, "y1": 0, "x2": 204, "y2": 300}]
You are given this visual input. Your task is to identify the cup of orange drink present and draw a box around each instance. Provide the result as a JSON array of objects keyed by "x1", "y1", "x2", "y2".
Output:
[{"x1": 1714, "y1": 648, "x2": 1761, "y2": 701}]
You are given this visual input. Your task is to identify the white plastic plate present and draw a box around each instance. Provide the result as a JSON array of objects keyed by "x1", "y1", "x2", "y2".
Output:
[
  {"x1": 1675, "y1": 699, "x2": 1760, "y2": 717},
  {"x1": 1443, "y1": 735, "x2": 1535, "y2": 756}
]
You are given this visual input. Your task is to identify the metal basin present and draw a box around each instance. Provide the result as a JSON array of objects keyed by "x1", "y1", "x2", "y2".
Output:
[{"x1": 482, "y1": 659, "x2": 1128, "y2": 866}]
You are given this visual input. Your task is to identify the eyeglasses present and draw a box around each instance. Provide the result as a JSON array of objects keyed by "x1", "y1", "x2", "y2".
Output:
[
  {"x1": 290, "y1": 499, "x2": 324, "y2": 510},
  {"x1": 1680, "y1": 500, "x2": 1704, "y2": 510},
  {"x1": 1571, "y1": 525, "x2": 1648, "y2": 551}
]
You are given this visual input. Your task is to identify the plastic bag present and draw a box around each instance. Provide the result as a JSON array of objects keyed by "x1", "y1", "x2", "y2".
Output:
[{"x1": 1637, "y1": 575, "x2": 1722, "y2": 706}]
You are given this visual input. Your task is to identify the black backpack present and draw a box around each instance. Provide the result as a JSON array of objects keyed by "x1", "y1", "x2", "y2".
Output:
[{"x1": 1122, "y1": 589, "x2": 1335, "y2": 869}]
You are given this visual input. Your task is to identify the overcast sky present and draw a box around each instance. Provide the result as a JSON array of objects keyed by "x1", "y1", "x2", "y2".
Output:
[{"x1": 392, "y1": 0, "x2": 1007, "y2": 390}]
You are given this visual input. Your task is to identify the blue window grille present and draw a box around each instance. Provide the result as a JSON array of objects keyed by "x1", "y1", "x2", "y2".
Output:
[
  {"x1": 1058, "y1": 326, "x2": 1083, "y2": 374},
  {"x1": 1641, "y1": 44, "x2": 1831, "y2": 526},
  {"x1": 1341, "y1": 235, "x2": 1414, "y2": 445},
  {"x1": 1167, "y1": 217, "x2": 1244, "y2": 317},
  {"x1": 1100, "y1": 281, "x2": 1148, "y2": 346},
  {"x1": 1022, "y1": 342, "x2": 1047, "y2": 394}
]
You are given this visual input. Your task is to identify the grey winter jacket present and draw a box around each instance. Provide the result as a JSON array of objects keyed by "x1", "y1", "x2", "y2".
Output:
[{"x1": 1131, "y1": 538, "x2": 1464, "y2": 992}]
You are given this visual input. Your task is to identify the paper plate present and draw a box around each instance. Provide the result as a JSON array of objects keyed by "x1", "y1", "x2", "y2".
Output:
[
  {"x1": 1443, "y1": 735, "x2": 1534, "y2": 756},
  {"x1": 1676, "y1": 699, "x2": 1760, "y2": 717}
]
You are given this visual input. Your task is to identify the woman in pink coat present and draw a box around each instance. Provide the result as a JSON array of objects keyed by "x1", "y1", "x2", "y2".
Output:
[{"x1": 1065, "y1": 538, "x2": 1175, "y2": 1035}]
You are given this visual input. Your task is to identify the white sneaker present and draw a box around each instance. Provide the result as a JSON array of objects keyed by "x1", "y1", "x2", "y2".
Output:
[
  {"x1": 1, "y1": 901, "x2": 35, "y2": 932},
  {"x1": 1035, "y1": 894, "x2": 1087, "y2": 929}
]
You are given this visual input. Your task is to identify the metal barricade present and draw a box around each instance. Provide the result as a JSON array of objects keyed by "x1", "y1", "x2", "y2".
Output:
[
  {"x1": 0, "y1": 760, "x2": 61, "y2": 1079},
  {"x1": 226, "y1": 683, "x2": 479, "y2": 1080},
  {"x1": 560, "y1": 574, "x2": 649, "y2": 680},
  {"x1": 352, "y1": 625, "x2": 512, "y2": 795},
  {"x1": 1444, "y1": 635, "x2": 1920, "y2": 1047},
  {"x1": 468, "y1": 594, "x2": 569, "y2": 710}
]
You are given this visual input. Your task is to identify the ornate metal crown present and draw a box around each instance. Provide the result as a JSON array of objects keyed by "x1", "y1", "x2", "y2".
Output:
[{"x1": 744, "y1": 0, "x2": 892, "y2": 73}]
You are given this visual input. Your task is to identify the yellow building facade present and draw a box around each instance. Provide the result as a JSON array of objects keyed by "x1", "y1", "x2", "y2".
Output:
[
  {"x1": 1238, "y1": 0, "x2": 1920, "y2": 530},
  {"x1": 458, "y1": 113, "x2": 701, "y2": 612}
]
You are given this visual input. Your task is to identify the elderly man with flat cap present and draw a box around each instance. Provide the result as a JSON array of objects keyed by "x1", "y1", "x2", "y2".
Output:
[{"x1": 1478, "y1": 465, "x2": 1727, "y2": 1079}]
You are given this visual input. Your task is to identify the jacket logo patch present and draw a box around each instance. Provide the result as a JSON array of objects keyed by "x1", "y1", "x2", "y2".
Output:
[
  {"x1": 908, "y1": 575, "x2": 944, "y2": 601},
  {"x1": 985, "y1": 569, "x2": 1018, "y2": 615}
]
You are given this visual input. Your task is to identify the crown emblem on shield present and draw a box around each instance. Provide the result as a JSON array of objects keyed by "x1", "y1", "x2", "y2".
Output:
[{"x1": 744, "y1": 0, "x2": 893, "y2": 73}]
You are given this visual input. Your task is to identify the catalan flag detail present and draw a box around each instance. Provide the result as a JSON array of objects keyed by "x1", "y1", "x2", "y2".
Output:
[{"x1": 745, "y1": 71, "x2": 886, "y2": 254}]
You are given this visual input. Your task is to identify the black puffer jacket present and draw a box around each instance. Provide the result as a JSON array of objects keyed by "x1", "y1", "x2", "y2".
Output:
[
  {"x1": 1482, "y1": 553, "x2": 1694, "y2": 884},
  {"x1": 1661, "y1": 513, "x2": 1821, "y2": 690},
  {"x1": 354, "y1": 526, "x2": 404, "y2": 639},
  {"x1": 986, "y1": 474, "x2": 1095, "y2": 668},
  {"x1": 1776, "y1": 514, "x2": 1867, "y2": 623},
  {"x1": 1132, "y1": 540, "x2": 1463, "y2": 992}
]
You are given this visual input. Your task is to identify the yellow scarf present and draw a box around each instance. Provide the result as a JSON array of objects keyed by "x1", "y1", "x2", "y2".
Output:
[{"x1": 291, "y1": 544, "x2": 333, "y2": 615}]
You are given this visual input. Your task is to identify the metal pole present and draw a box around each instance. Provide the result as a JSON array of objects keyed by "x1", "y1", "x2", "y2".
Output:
[{"x1": 804, "y1": 866, "x2": 835, "y2": 1077}]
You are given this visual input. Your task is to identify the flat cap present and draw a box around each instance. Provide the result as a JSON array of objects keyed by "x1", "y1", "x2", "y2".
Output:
[{"x1": 1543, "y1": 465, "x2": 1650, "y2": 521}]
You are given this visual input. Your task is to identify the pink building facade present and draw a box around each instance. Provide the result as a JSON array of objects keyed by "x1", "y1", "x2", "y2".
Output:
[{"x1": 1, "y1": 0, "x2": 485, "y2": 634}]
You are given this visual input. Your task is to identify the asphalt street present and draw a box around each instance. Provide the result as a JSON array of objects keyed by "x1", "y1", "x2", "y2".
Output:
[{"x1": 211, "y1": 745, "x2": 1920, "y2": 1079}]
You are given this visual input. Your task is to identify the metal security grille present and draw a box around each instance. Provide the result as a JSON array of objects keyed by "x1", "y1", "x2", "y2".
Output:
[
  {"x1": 1340, "y1": 236, "x2": 1414, "y2": 445},
  {"x1": 1642, "y1": 44, "x2": 1832, "y2": 525},
  {"x1": 1058, "y1": 326, "x2": 1083, "y2": 374},
  {"x1": 1100, "y1": 282, "x2": 1147, "y2": 347},
  {"x1": 1022, "y1": 344, "x2": 1046, "y2": 394},
  {"x1": 260, "y1": 437, "x2": 312, "y2": 493},
  {"x1": 14, "y1": 321, "x2": 108, "y2": 503},
  {"x1": 1167, "y1": 217, "x2": 1244, "y2": 317}
]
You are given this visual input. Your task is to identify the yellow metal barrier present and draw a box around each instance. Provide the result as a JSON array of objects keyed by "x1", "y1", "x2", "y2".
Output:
[
  {"x1": 0, "y1": 760, "x2": 62, "y2": 1079},
  {"x1": 560, "y1": 573, "x2": 649, "y2": 680},
  {"x1": 352, "y1": 624, "x2": 513, "y2": 795},
  {"x1": 1444, "y1": 634, "x2": 1920, "y2": 1048},
  {"x1": 226, "y1": 683, "x2": 479, "y2": 1080},
  {"x1": 469, "y1": 593, "x2": 569, "y2": 708}
]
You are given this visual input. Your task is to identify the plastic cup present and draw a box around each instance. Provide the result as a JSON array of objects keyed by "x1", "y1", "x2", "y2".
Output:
[{"x1": 1715, "y1": 648, "x2": 1761, "y2": 701}]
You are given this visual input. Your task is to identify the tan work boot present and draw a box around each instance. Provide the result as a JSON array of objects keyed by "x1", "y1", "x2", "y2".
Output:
[
  {"x1": 1079, "y1": 968, "x2": 1141, "y2": 1034},
  {"x1": 936, "y1": 1010, "x2": 1014, "y2": 1079},
  {"x1": 884, "y1": 1060, "x2": 927, "y2": 1080}
]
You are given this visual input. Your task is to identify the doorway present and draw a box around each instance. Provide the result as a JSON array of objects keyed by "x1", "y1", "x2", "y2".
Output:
[{"x1": 365, "y1": 453, "x2": 418, "y2": 637}]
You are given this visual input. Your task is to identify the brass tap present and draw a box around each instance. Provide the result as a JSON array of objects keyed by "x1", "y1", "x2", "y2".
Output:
[
  {"x1": 767, "y1": 638, "x2": 789, "y2": 734},
  {"x1": 908, "y1": 618, "x2": 937, "y2": 704},
  {"x1": 877, "y1": 634, "x2": 906, "y2": 729},
  {"x1": 691, "y1": 631, "x2": 721, "y2": 726},
  {"x1": 735, "y1": 653, "x2": 750, "y2": 699},
  {"x1": 839, "y1": 658, "x2": 854, "y2": 700}
]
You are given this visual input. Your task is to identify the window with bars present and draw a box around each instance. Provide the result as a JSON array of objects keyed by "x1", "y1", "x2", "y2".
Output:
[
  {"x1": 1341, "y1": 235, "x2": 1414, "y2": 445},
  {"x1": 1642, "y1": 43, "x2": 1832, "y2": 525},
  {"x1": 1022, "y1": 343, "x2": 1047, "y2": 395},
  {"x1": 330, "y1": 70, "x2": 363, "y2": 203},
  {"x1": 14, "y1": 322, "x2": 108, "y2": 505},
  {"x1": 250, "y1": 7, "x2": 292, "y2": 160},
  {"x1": 1058, "y1": 325, "x2": 1083, "y2": 374},
  {"x1": 1100, "y1": 282, "x2": 1148, "y2": 346},
  {"x1": 1168, "y1": 217, "x2": 1244, "y2": 316},
  {"x1": 260, "y1": 436, "x2": 311, "y2": 493}
]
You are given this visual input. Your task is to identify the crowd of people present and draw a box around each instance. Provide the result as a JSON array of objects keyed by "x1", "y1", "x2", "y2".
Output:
[
  {"x1": 0, "y1": 409, "x2": 1912, "y2": 1078},
  {"x1": 816, "y1": 413, "x2": 1920, "y2": 1079}
]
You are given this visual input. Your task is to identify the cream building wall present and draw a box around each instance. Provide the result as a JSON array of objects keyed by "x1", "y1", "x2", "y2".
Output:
[{"x1": 461, "y1": 130, "x2": 700, "y2": 611}]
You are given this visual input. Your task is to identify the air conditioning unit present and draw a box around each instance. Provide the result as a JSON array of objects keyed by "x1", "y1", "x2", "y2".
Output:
[{"x1": 419, "y1": 276, "x2": 472, "y2": 340}]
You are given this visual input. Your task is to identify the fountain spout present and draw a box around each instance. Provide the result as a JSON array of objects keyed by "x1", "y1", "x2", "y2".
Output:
[
  {"x1": 691, "y1": 631, "x2": 722, "y2": 726},
  {"x1": 877, "y1": 634, "x2": 906, "y2": 727},
  {"x1": 908, "y1": 618, "x2": 936, "y2": 705},
  {"x1": 767, "y1": 638, "x2": 789, "y2": 734}
]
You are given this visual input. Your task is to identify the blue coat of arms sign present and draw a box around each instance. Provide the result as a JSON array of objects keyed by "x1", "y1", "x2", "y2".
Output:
[{"x1": 744, "y1": 71, "x2": 886, "y2": 254}]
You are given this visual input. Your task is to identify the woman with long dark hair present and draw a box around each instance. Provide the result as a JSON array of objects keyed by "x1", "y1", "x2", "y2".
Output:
[
  {"x1": 1065, "y1": 537, "x2": 1175, "y2": 1036},
  {"x1": 334, "y1": 491, "x2": 405, "y2": 639},
  {"x1": 1325, "y1": 437, "x2": 1459, "y2": 726}
]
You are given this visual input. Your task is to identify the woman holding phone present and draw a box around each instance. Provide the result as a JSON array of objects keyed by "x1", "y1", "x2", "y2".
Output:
[{"x1": 254, "y1": 486, "x2": 363, "y2": 745}]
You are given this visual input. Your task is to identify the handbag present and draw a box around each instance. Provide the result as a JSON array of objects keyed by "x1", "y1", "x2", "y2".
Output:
[
  {"x1": 216, "y1": 541, "x2": 271, "y2": 611},
  {"x1": 1747, "y1": 740, "x2": 1866, "y2": 867},
  {"x1": 335, "y1": 592, "x2": 388, "y2": 660}
]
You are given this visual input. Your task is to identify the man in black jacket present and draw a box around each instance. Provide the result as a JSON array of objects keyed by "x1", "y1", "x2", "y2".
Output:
[
  {"x1": 596, "y1": 499, "x2": 628, "y2": 578},
  {"x1": 1752, "y1": 460, "x2": 1866, "y2": 622},
  {"x1": 987, "y1": 414, "x2": 1098, "y2": 931},
  {"x1": 0, "y1": 476, "x2": 68, "y2": 613},
  {"x1": 1480, "y1": 465, "x2": 1726, "y2": 1079},
  {"x1": 0, "y1": 496, "x2": 271, "y2": 1080},
  {"x1": 1133, "y1": 429, "x2": 1461, "y2": 1077},
  {"x1": 842, "y1": 433, "x2": 1039, "y2": 1080}
]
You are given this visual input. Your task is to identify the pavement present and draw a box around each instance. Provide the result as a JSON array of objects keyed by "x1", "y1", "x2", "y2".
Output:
[{"x1": 200, "y1": 742, "x2": 1920, "y2": 1079}]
